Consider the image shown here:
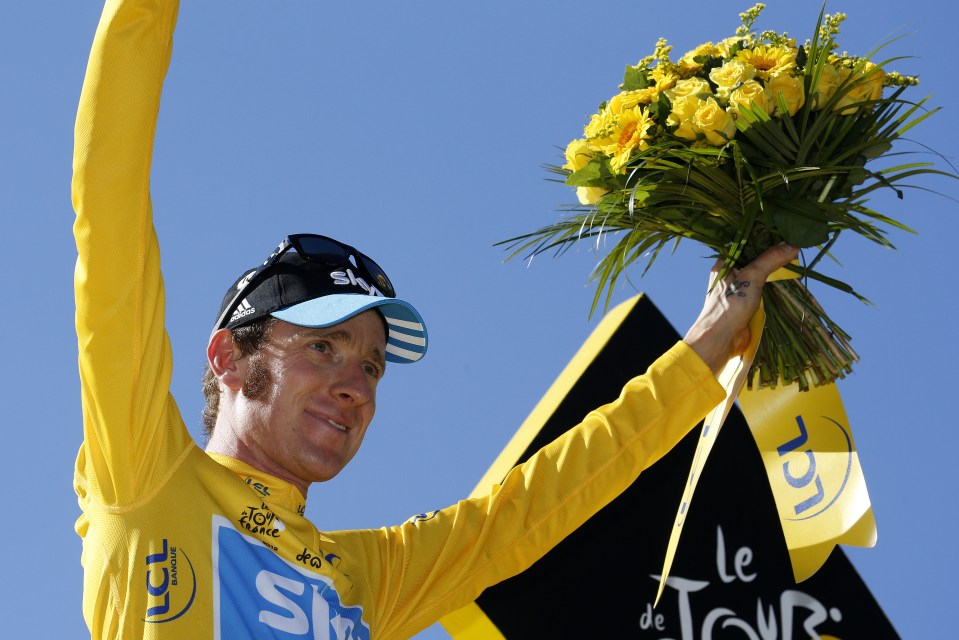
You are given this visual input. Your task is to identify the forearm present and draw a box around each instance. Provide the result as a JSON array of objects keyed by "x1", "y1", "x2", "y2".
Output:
[
  {"x1": 72, "y1": 0, "x2": 178, "y2": 261},
  {"x1": 486, "y1": 341, "x2": 723, "y2": 556}
]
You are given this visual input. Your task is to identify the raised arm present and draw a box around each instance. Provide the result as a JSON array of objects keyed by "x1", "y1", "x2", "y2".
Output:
[
  {"x1": 343, "y1": 245, "x2": 801, "y2": 639},
  {"x1": 72, "y1": 0, "x2": 188, "y2": 506}
]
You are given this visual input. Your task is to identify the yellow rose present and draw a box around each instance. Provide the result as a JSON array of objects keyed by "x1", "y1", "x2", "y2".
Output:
[
  {"x1": 709, "y1": 59, "x2": 756, "y2": 96},
  {"x1": 693, "y1": 97, "x2": 737, "y2": 145},
  {"x1": 678, "y1": 42, "x2": 719, "y2": 73},
  {"x1": 716, "y1": 35, "x2": 745, "y2": 58},
  {"x1": 728, "y1": 80, "x2": 771, "y2": 115},
  {"x1": 563, "y1": 139, "x2": 594, "y2": 172},
  {"x1": 833, "y1": 62, "x2": 886, "y2": 115},
  {"x1": 765, "y1": 74, "x2": 805, "y2": 116},
  {"x1": 667, "y1": 94, "x2": 705, "y2": 141},
  {"x1": 666, "y1": 77, "x2": 712, "y2": 102},
  {"x1": 809, "y1": 63, "x2": 841, "y2": 109},
  {"x1": 608, "y1": 88, "x2": 659, "y2": 114},
  {"x1": 576, "y1": 186, "x2": 608, "y2": 205}
]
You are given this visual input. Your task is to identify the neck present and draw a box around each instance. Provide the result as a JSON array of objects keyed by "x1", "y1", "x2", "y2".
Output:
[{"x1": 205, "y1": 422, "x2": 311, "y2": 498}]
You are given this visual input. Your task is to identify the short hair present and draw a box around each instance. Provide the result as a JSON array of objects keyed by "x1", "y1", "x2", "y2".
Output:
[{"x1": 201, "y1": 317, "x2": 277, "y2": 441}]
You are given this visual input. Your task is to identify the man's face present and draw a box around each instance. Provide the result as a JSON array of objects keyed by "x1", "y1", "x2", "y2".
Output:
[{"x1": 234, "y1": 310, "x2": 387, "y2": 489}]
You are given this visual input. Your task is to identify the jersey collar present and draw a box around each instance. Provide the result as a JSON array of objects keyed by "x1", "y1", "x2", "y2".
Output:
[{"x1": 206, "y1": 452, "x2": 307, "y2": 515}]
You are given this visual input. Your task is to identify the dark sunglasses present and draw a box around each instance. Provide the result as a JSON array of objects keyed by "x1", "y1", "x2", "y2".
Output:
[{"x1": 213, "y1": 234, "x2": 396, "y2": 332}]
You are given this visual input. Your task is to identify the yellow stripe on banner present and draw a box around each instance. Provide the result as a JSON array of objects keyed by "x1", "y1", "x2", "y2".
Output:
[
  {"x1": 439, "y1": 602, "x2": 507, "y2": 640},
  {"x1": 737, "y1": 381, "x2": 876, "y2": 582},
  {"x1": 655, "y1": 297, "x2": 767, "y2": 605}
]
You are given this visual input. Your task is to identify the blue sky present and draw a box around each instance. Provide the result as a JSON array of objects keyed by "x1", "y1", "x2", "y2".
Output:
[{"x1": 2, "y1": 1, "x2": 956, "y2": 637}]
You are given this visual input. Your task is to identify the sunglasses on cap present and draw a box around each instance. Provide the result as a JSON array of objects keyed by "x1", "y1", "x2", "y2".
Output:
[{"x1": 213, "y1": 233, "x2": 396, "y2": 332}]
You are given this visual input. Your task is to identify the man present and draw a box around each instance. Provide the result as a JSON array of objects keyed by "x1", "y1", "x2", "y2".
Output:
[{"x1": 72, "y1": 1, "x2": 798, "y2": 639}]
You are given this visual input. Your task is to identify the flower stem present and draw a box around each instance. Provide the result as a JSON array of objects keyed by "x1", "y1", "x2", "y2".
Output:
[{"x1": 747, "y1": 279, "x2": 859, "y2": 390}]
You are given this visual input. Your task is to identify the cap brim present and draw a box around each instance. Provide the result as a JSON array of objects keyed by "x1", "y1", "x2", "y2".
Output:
[{"x1": 271, "y1": 294, "x2": 427, "y2": 364}]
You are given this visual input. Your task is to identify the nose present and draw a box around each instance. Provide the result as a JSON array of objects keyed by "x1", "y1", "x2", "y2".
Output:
[{"x1": 330, "y1": 361, "x2": 374, "y2": 406}]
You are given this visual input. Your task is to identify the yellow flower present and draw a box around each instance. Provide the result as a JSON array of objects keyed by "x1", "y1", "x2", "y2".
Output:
[
  {"x1": 678, "y1": 42, "x2": 719, "y2": 73},
  {"x1": 608, "y1": 88, "x2": 659, "y2": 114},
  {"x1": 693, "y1": 98, "x2": 738, "y2": 145},
  {"x1": 729, "y1": 80, "x2": 771, "y2": 115},
  {"x1": 809, "y1": 63, "x2": 841, "y2": 109},
  {"x1": 576, "y1": 186, "x2": 609, "y2": 205},
  {"x1": 649, "y1": 64, "x2": 680, "y2": 92},
  {"x1": 765, "y1": 73, "x2": 805, "y2": 116},
  {"x1": 667, "y1": 95, "x2": 735, "y2": 145},
  {"x1": 709, "y1": 59, "x2": 756, "y2": 96},
  {"x1": 667, "y1": 94, "x2": 705, "y2": 141},
  {"x1": 563, "y1": 138, "x2": 594, "y2": 173},
  {"x1": 584, "y1": 109, "x2": 616, "y2": 139},
  {"x1": 716, "y1": 35, "x2": 745, "y2": 58},
  {"x1": 736, "y1": 45, "x2": 797, "y2": 81},
  {"x1": 665, "y1": 77, "x2": 712, "y2": 102},
  {"x1": 590, "y1": 106, "x2": 654, "y2": 173},
  {"x1": 833, "y1": 62, "x2": 885, "y2": 115}
]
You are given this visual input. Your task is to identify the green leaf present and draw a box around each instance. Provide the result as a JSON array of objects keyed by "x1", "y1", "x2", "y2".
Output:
[
  {"x1": 767, "y1": 198, "x2": 830, "y2": 247},
  {"x1": 565, "y1": 158, "x2": 608, "y2": 187},
  {"x1": 860, "y1": 140, "x2": 892, "y2": 160},
  {"x1": 622, "y1": 65, "x2": 649, "y2": 91},
  {"x1": 647, "y1": 92, "x2": 672, "y2": 124}
]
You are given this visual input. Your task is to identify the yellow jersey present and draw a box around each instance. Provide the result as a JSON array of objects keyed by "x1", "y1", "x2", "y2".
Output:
[{"x1": 71, "y1": 1, "x2": 725, "y2": 638}]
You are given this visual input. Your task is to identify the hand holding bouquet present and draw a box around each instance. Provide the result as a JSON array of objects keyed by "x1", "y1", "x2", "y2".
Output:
[{"x1": 503, "y1": 4, "x2": 956, "y2": 390}]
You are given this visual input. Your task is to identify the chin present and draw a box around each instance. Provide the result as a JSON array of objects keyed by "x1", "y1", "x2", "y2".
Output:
[{"x1": 304, "y1": 460, "x2": 348, "y2": 484}]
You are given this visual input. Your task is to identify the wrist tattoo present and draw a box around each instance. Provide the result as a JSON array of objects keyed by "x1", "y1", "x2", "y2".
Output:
[{"x1": 725, "y1": 279, "x2": 750, "y2": 298}]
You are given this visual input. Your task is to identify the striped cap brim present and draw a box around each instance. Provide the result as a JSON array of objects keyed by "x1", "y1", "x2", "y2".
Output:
[{"x1": 270, "y1": 294, "x2": 427, "y2": 363}]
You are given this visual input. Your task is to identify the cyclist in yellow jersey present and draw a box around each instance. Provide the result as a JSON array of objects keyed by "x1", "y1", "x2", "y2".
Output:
[{"x1": 71, "y1": 1, "x2": 798, "y2": 638}]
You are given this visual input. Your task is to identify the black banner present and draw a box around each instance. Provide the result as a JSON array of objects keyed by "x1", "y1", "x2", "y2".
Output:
[{"x1": 471, "y1": 295, "x2": 898, "y2": 639}]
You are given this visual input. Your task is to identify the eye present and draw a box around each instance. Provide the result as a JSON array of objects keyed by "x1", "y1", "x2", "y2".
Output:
[
  {"x1": 311, "y1": 341, "x2": 331, "y2": 354},
  {"x1": 363, "y1": 361, "x2": 383, "y2": 379}
]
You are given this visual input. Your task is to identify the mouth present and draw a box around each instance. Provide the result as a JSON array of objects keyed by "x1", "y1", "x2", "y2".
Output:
[
  {"x1": 304, "y1": 408, "x2": 350, "y2": 433},
  {"x1": 325, "y1": 417, "x2": 348, "y2": 432}
]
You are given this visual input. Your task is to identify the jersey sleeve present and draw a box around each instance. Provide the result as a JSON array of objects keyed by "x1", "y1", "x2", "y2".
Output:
[
  {"x1": 72, "y1": 0, "x2": 190, "y2": 507},
  {"x1": 339, "y1": 341, "x2": 725, "y2": 640}
]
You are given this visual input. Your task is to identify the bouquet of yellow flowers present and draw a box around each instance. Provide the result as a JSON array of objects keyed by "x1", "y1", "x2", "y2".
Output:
[{"x1": 502, "y1": 4, "x2": 955, "y2": 390}]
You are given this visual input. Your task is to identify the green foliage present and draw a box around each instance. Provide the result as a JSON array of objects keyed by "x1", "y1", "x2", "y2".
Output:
[{"x1": 622, "y1": 65, "x2": 650, "y2": 91}]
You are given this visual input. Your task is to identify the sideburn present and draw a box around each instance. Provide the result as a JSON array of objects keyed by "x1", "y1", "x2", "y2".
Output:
[{"x1": 242, "y1": 353, "x2": 274, "y2": 401}]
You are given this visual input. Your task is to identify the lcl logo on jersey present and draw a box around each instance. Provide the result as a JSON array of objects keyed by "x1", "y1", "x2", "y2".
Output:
[
  {"x1": 408, "y1": 511, "x2": 438, "y2": 525},
  {"x1": 776, "y1": 414, "x2": 854, "y2": 520},
  {"x1": 244, "y1": 477, "x2": 271, "y2": 497},
  {"x1": 143, "y1": 539, "x2": 197, "y2": 623},
  {"x1": 212, "y1": 516, "x2": 370, "y2": 640}
]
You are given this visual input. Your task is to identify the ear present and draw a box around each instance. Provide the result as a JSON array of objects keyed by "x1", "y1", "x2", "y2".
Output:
[{"x1": 207, "y1": 329, "x2": 246, "y2": 391}]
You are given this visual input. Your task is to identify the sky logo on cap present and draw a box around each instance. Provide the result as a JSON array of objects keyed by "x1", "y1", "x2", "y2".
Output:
[{"x1": 330, "y1": 269, "x2": 382, "y2": 296}]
